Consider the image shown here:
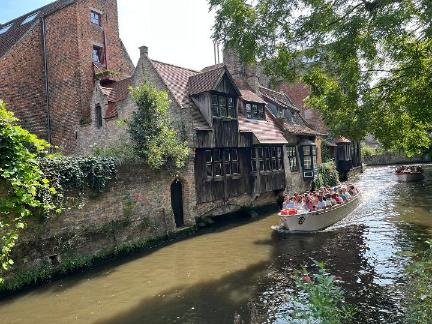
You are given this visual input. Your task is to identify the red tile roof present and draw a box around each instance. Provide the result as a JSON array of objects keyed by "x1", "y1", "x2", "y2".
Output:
[
  {"x1": 238, "y1": 111, "x2": 287, "y2": 144},
  {"x1": 188, "y1": 65, "x2": 226, "y2": 96},
  {"x1": 150, "y1": 60, "x2": 210, "y2": 130},
  {"x1": 0, "y1": 0, "x2": 75, "y2": 57}
]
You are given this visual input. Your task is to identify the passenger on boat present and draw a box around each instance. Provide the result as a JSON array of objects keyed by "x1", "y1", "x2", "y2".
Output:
[
  {"x1": 333, "y1": 193, "x2": 343, "y2": 204},
  {"x1": 348, "y1": 185, "x2": 358, "y2": 196},
  {"x1": 325, "y1": 194, "x2": 334, "y2": 207},
  {"x1": 317, "y1": 195, "x2": 326, "y2": 209}
]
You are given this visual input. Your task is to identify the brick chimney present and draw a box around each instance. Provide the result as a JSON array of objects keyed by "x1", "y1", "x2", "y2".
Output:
[
  {"x1": 139, "y1": 45, "x2": 148, "y2": 57},
  {"x1": 223, "y1": 46, "x2": 259, "y2": 92}
]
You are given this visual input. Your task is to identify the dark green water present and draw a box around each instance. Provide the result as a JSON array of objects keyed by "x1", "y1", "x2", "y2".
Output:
[{"x1": 0, "y1": 165, "x2": 431, "y2": 323}]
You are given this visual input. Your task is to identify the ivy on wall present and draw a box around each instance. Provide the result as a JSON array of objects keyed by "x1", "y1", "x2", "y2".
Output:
[
  {"x1": 129, "y1": 83, "x2": 189, "y2": 170},
  {"x1": 312, "y1": 161, "x2": 340, "y2": 189},
  {"x1": 0, "y1": 101, "x2": 118, "y2": 283}
]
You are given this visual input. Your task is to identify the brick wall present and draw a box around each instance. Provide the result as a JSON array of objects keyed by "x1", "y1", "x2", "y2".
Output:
[
  {"x1": 0, "y1": 24, "x2": 47, "y2": 140},
  {"x1": 0, "y1": 0, "x2": 134, "y2": 153}
]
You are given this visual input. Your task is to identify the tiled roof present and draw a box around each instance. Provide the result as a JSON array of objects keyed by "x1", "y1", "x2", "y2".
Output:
[
  {"x1": 100, "y1": 78, "x2": 132, "y2": 119},
  {"x1": 336, "y1": 136, "x2": 351, "y2": 144},
  {"x1": 278, "y1": 82, "x2": 328, "y2": 134},
  {"x1": 100, "y1": 77, "x2": 132, "y2": 103},
  {"x1": 188, "y1": 65, "x2": 226, "y2": 96},
  {"x1": 150, "y1": 60, "x2": 210, "y2": 130},
  {"x1": 238, "y1": 111, "x2": 287, "y2": 144},
  {"x1": 240, "y1": 89, "x2": 266, "y2": 104},
  {"x1": 259, "y1": 86, "x2": 299, "y2": 111},
  {"x1": 281, "y1": 119, "x2": 323, "y2": 137},
  {"x1": 0, "y1": 0, "x2": 75, "y2": 58}
]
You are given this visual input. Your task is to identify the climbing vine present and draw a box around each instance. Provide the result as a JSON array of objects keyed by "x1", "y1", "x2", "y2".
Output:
[
  {"x1": 0, "y1": 101, "x2": 118, "y2": 283},
  {"x1": 128, "y1": 83, "x2": 189, "y2": 170},
  {"x1": 0, "y1": 101, "x2": 58, "y2": 282}
]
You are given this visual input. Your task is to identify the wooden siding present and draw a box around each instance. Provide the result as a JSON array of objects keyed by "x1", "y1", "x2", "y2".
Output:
[{"x1": 213, "y1": 118, "x2": 239, "y2": 147}]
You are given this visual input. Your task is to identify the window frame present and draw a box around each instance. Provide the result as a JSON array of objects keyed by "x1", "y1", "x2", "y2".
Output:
[
  {"x1": 92, "y1": 45, "x2": 105, "y2": 65},
  {"x1": 253, "y1": 146, "x2": 284, "y2": 174},
  {"x1": 302, "y1": 145, "x2": 317, "y2": 170},
  {"x1": 287, "y1": 145, "x2": 299, "y2": 172},
  {"x1": 245, "y1": 102, "x2": 266, "y2": 120},
  {"x1": 90, "y1": 10, "x2": 102, "y2": 26},
  {"x1": 205, "y1": 148, "x2": 240, "y2": 180},
  {"x1": 211, "y1": 93, "x2": 237, "y2": 119},
  {"x1": 95, "y1": 105, "x2": 103, "y2": 128}
]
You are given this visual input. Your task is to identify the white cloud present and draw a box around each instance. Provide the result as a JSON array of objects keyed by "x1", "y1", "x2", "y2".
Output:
[{"x1": 118, "y1": 0, "x2": 217, "y2": 70}]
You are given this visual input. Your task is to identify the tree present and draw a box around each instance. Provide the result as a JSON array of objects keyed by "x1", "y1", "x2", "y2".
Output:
[
  {"x1": 210, "y1": 0, "x2": 432, "y2": 156},
  {"x1": 129, "y1": 83, "x2": 189, "y2": 169}
]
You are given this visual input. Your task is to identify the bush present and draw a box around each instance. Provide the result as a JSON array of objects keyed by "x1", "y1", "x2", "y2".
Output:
[
  {"x1": 361, "y1": 144, "x2": 376, "y2": 158},
  {"x1": 312, "y1": 161, "x2": 339, "y2": 189},
  {"x1": 129, "y1": 83, "x2": 189, "y2": 170}
]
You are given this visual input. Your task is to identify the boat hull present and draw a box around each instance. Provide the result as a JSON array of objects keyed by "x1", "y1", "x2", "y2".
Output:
[
  {"x1": 395, "y1": 173, "x2": 424, "y2": 182},
  {"x1": 278, "y1": 194, "x2": 361, "y2": 233}
]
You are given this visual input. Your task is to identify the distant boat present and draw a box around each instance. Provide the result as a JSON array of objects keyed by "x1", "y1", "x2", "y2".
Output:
[
  {"x1": 274, "y1": 193, "x2": 361, "y2": 233},
  {"x1": 395, "y1": 165, "x2": 424, "y2": 182}
]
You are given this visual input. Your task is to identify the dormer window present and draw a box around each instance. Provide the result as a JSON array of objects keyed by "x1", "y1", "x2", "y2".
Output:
[
  {"x1": 91, "y1": 10, "x2": 102, "y2": 26},
  {"x1": 211, "y1": 94, "x2": 236, "y2": 118},
  {"x1": 245, "y1": 103, "x2": 265, "y2": 120},
  {"x1": 0, "y1": 24, "x2": 11, "y2": 35}
]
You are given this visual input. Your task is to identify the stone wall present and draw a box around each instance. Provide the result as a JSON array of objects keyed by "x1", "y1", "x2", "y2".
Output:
[
  {"x1": 364, "y1": 154, "x2": 432, "y2": 166},
  {"x1": 8, "y1": 163, "x2": 184, "y2": 283}
]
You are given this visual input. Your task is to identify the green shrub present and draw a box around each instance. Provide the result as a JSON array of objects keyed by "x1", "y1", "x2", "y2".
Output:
[
  {"x1": 361, "y1": 144, "x2": 376, "y2": 158},
  {"x1": 312, "y1": 161, "x2": 339, "y2": 189},
  {"x1": 129, "y1": 83, "x2": 189, "y2": 170}
]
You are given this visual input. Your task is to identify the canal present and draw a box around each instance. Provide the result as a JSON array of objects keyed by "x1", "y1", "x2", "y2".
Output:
[{"x1": 1, "y1": 165, "x2": 431, "y2": 323}]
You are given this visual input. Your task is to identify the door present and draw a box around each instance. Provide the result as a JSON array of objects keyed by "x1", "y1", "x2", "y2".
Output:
[{"x1": 171, "y1": 179, "x2": 184, "y2": 227}]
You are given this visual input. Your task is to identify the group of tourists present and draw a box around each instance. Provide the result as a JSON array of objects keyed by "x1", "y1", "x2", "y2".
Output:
[
  {"x1": 282, "y1": 185, "x2": 359, "y2": 213},
  {"x1": 395, "y1": 165, "x2": 423, "y2": 174}
]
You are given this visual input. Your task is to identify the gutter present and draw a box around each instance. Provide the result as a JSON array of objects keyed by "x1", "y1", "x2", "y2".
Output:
[{"x1": 41, "y1": 16, "x2": 52, "y2": 148}]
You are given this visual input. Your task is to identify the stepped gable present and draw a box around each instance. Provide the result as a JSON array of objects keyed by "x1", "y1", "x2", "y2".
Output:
[
  {"x1": 0, "y1": 0, "x2": 75, "y2": 57},
  {"x1": 150, "y1": 60, "x2": 210, "y2": 130}
]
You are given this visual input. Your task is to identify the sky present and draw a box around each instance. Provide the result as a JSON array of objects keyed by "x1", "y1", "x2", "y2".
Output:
[{"x1": 0, "y1": 0, "x2": 218, "y2": 70}]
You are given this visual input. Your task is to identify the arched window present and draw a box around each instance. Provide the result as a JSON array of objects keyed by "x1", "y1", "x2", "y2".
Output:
[{"x1": 95, "y1": 105, "x2": 102, "y2": 128}]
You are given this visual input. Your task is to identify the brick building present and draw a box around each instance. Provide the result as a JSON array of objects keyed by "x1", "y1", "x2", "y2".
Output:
[
  {"x1": 0, "y1": 0, "x2": 134, "y2": 153},
  {"x1": 78, "y1": 45, "x2": 323, "y2": 225}
]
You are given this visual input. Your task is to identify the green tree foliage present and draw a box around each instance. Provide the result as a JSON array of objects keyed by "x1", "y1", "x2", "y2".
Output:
[
  {"x1": 210, "y1": 0, "x2": 432, "y2": 156},
  {"x1": 129, "y1": 83, "x2": 189, "y2": 170},
  {"x1": 0, "y1": 101, "x2": 57, "y2": 282},
  {"x1": 312, "y1": 161, "x2": 339, "y2": 189}
]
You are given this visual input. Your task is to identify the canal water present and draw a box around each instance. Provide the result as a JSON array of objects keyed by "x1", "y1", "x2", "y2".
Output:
[{"x1": 1, "y1": 165, "x2": 431, "y2": 323}]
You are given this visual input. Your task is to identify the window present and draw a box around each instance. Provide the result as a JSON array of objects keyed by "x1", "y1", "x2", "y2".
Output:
[
  {"x1": 91, "y1": 10, "x2": 102, "y2": 26},
  {"x1": 287, "y1": 146, "x2": 299, "y2": 172},
  {"x1": 0, "y1": 24, "x2": 12, "y2": 35},
  {"x1": 21, "y1": 13, "x2": 38, "y2": 25},
  {"x1": 245, "y1": 103, "x2": 265, "y2": 120},
  {"x1": 92, "y1": 45, "x2": 104, "y2": 64},
  {"x1": 302, "y1": 145, "x2": 317, "y2": 170},
  {"x1": 253, "y1": 146, "x2": 284, "y2": 172},
  {"x1": 211, "y1": 94, "x2": 236, "y2": 118},
  {"x1": 205, "y1": 149, "x2": 239, "y2": 178},
  {"x1": 95, "y1": 105, "x2": 102, "y2": 128}
]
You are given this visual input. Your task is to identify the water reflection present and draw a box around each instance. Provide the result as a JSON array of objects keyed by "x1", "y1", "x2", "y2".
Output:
[{"x1": 0, "y1": 165, "x2": 431, "y2": 323}]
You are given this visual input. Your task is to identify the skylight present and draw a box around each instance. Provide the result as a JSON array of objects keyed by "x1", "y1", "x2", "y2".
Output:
[
  {"x1": 21, "y1": 12, "x2": 38, "y2": 25},
  {"x1": 0, "y1": 24, "x2": 12, "y2": 35}
]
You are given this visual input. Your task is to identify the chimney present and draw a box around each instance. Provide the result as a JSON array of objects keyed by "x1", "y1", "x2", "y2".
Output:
[
  {"x1": 223, "y1": 46, "x2": 259, "y2": 92},
  {"x1": 139, "y1": 45, "x2": 148, "y2": 57}
]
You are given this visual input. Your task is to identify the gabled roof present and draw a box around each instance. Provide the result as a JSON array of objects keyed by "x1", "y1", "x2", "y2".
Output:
[
  {"x1": 238, "y1": 111, "x2": 288, "y2": 144},
  {"x1": 259, "y1": 86, "x2": 299, "y2": 111},
  {"x1": 0, "y1": 0, "x2": 75, "y2": 58},
  {"x1": 149, "y1": 59, "x2": 210, "y2": 130},
  {"x1": 281, "y1": 119, "x2": 323, "y2": 137},
  {"x1": 188, "y1": 64, "x2": 241, "y2": 97},
  {"x1": 240, "y1": 89, "x2": 266, "y2": 104}
]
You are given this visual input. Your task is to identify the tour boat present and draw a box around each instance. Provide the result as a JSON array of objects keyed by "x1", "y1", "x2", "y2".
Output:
[
  {"x1": 395, "y1": 167, "x2": 424, "y2": 182},
  {"x1": 275, "y1": 193, "x2": 361, "y2": 233}
]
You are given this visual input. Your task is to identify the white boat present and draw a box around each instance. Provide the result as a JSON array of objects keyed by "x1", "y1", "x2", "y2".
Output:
[
  {"x1": 276, "y1": 193, "x2": 361, "y2": 233},
  {"x1": 395, "y1": 172, "x2": 424, "y2": 182}
]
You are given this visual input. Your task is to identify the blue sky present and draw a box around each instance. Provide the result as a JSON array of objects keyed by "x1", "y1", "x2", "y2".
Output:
[{"x1": 0, "y1": 0, "x2": 217, "y2": 70}]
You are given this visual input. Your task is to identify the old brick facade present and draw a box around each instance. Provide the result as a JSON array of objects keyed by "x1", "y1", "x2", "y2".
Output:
[{"x1": 0, "y1": 0, "x2": 134, "y2": 153}]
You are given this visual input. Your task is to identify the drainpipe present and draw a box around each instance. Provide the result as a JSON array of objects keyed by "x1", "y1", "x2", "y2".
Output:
[{"x1": 41, "y1": 17, "x2": 52, "y2": 149}]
